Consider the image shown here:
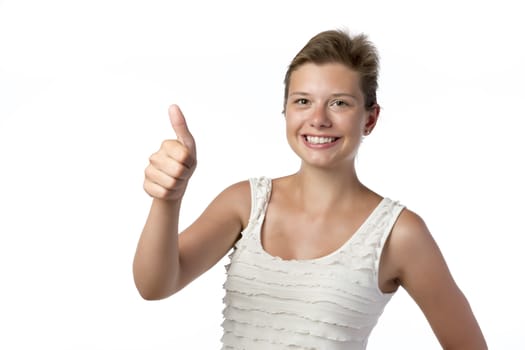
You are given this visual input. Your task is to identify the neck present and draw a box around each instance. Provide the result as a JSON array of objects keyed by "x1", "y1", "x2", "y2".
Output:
[{"x1": 290, "y1": 162, "x2": 369, "y2": 212}]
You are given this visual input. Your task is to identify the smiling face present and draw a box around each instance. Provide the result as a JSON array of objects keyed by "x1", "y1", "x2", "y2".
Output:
[{"x1": 284, "y1": 62, "x2": 379, "y2": 170}]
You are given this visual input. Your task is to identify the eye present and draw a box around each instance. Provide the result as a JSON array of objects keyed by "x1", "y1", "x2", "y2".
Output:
[
  {"x1": 330, "y1": 99, "x2": 348, "y2": 107},
  {"x1": 294, "y1": 98, "x2": 309, "y2": 105}
]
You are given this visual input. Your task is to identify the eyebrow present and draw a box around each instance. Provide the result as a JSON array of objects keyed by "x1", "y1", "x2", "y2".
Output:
[
  {"x1": 289, "y1": 92, "x2": 358, "y2": 101},
  {"x1": 332, "y1": 93, "x2": 358, "y2": 100}
]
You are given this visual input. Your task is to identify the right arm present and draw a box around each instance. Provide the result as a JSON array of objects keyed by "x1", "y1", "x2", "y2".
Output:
[{"x1": 132, "y1": 105, "x2": 250, "y2": 300}]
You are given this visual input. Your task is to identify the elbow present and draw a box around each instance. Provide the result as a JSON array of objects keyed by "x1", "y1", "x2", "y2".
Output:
[
  {"x1": 137, "y1": 288, "x2": 165, "y2": 301},
  {"x1": 132, "y1": 269, "x2": 160, "y2": 300},
  {"x1": 132, "y1": 260, "x2": 182, "y2": 300},
  {"x1": 134, "y1": 281, "x2": 159, "y2": 300},
  {"x1": 134, "y1": 279, "x2": 160, "y2": 301},
  {"x1": 134, "y1": 281, "x2": 175, "y2": 301},
  {"x1": 133, "y1": 273, "x2": 180, "y2": 301},
  {"x1": 133, "y1": 275, "x2": 174, "y2": 300}
]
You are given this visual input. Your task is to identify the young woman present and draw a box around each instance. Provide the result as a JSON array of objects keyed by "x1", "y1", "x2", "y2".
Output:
[{"x1": 133, "y1": 29, "x2": 487, "y2": 349}]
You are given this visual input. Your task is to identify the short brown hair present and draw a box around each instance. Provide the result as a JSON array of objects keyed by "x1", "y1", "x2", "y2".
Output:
[{"x1": 283, "y1": 29, "x2": 379, "y2": 111}]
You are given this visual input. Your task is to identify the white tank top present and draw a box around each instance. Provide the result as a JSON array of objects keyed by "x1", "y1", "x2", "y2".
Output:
[{"x1": 221, "y1": 177, "x2": 405, "y2": 349}]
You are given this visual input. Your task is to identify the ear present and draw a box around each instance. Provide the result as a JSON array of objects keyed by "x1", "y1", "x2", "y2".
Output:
[{"x1": 364, "y1": 104, "x2": 380, "y2": 135}]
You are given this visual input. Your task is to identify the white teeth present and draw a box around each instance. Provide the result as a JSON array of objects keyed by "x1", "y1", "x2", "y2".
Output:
[{"x1": 305, "y1": 136, "x2": 336, "y2": 144}]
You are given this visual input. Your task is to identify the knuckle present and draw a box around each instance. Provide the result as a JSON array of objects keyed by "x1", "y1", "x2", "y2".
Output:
[
  {"x1": 161, "y1": 139, "x2": 178, "y2": 153},
  {"x1": 157, "y1": 188, "x2": 169, "y2": 199},
  {"x1": 156, "y1": 187, "x2": 169, "y2": 199},
  {"x1": 161, "y1": 139, "x2": 172, "y2": 149},
  {"x1": 143, "y1": 180, "x2": 155, "y2": 197},
  {"x1": 144, "y1": 167, "x2": 158, "y2": 183},
  {"x1": 148, "y1": 152, "x2": 159, "y2": 165},
  {"x1": 144, "y1": 165, "x2": 152, "y2": 178},
  {"x1": 171, "y1": 162, "x2": 183, "y2": 175},
  {"x1": 172, "y1": 162, "x2": 189, "y2": 179},
  {"x1": 166, "y1": 177, "x2": 178, "y2": 189},
  {"x1": 144, "y1": 180, "x2": 166, "y2": 199}
]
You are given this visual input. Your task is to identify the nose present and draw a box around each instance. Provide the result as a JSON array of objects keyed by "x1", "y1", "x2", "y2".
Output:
[{"x1": 309, "y1": 105, "x2": 332, "y2": 128}]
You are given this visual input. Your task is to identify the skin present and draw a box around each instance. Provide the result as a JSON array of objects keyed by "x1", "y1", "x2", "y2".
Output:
[{"x1": 133, "y1": 63, "x2": 487, "y2": 349}]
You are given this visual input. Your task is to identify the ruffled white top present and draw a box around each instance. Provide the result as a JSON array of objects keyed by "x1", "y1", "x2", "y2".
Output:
[{"x1": 221, "y1": 177, "x2": 405, "y2": 349}]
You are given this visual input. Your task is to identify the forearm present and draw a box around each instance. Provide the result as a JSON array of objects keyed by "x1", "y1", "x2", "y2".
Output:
[{"x1": 133, "y1": 198, "x2": 182, "y2": 300}]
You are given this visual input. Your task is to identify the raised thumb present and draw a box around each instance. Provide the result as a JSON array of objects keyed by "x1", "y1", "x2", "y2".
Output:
[{"x1": 168, "y1": 104, "x2": 195, "y2": 150}]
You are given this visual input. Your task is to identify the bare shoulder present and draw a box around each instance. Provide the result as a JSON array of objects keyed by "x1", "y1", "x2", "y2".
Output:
[
  {"x1": 385, "y1": 207, "x2": 443, "y2": 281},
  {"x1": 392, "y1": 207, "x2": 430, "y2": 238},
  {"x1": 389, "y1": 208, "x2": 434, "y2": 252},
  {"x1": 213, "y1": 179, "x2": 252, "y2": 222},
  {"x1": 387, "y1": 207, "x2": 488, "y2": 348},
  {"x1": 219, "y1": 179, "x2": 251, "y2": 201},
  {"x1": 181, "y1": 179, "x2": 252, "y2": 240},
  {"x1": 175, "y1": 179, "x2": 252, "y2": 290}
]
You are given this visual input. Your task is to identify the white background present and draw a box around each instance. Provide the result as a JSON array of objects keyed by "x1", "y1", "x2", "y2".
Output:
[{"x1": 1, "y1": 0, "x2": 524, "y2": 349}]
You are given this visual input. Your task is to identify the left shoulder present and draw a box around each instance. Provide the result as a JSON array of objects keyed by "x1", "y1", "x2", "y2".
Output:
[
  {"x1": 376, "y1": 202, "x2": 449, "y2": 296},
  {"x1": 389, "y1": 206, "x2": 434, "y2": 251},
  {"x1": 392, "y1": 206, "x2": 429, "y2": 237},
  {"x1": 385, "y1": 206, "x2": 488, "y2": 349},
  {"x1": 385, "y1": 206, "x2": 441, "y2": 281}
]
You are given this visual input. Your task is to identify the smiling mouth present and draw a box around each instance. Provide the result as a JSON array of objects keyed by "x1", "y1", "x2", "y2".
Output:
[{"x1": 304, "y1": 135, "x2": 339, "y2": 144}]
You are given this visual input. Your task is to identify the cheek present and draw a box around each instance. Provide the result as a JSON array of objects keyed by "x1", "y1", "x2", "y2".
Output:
[
  {"x1": 285, "y1": 121, "x2": 295, "y2": 142},
  {"x1": 284, "y1": 115, "x2": 297, "y2": 132},
  {"x1": 340, "y1": 115, "x2": 366, "y2": 133},
  {"x1": 284, "y1": 117, "x2": 301, "y2": 144}
]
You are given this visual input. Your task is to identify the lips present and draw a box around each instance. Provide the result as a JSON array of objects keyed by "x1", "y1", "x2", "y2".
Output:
[{"x1": 304, "y1": 135, "x2": 339, "y2": 145}]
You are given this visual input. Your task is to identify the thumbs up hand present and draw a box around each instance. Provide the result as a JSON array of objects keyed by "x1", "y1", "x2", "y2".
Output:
[{"x1": 144, "y1": 105, "x2": 197, "y2": 201}]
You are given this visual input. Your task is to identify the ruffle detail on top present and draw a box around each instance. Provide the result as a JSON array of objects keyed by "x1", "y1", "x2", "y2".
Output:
[{"x1": 221, "y1": 177, "x2": 405, "y2": 350}]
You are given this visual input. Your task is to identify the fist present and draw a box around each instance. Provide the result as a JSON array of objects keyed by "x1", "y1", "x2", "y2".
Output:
[{"x1": 144, "y1": 105, "x2": 197, "y2": 200}]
